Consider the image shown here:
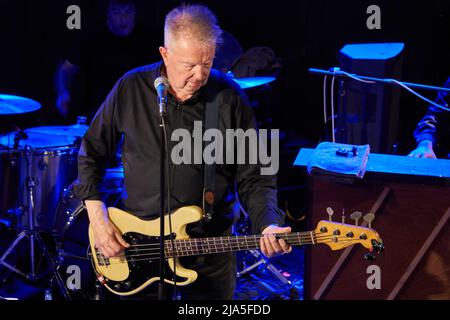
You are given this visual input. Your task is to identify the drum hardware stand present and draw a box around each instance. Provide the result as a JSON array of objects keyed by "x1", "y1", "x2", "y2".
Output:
[
  {"x1": 237, "y1": 249, "x2": 292, "y2": 287},
  {"x1": 0, "y1": 145, "x2": 71, "y2": 300},
  {"x1": 235, "y1": 203, "x2": 293, "y2": 289}
]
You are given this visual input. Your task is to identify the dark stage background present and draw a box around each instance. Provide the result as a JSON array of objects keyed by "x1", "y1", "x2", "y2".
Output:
[
  {"x1": 1, "y1": 0, "x2": 448, "y2": 222},
  {"x1": 0, "y1": 0, "x2": 449, "y2": 218},
  {"x1": 1, "y1": 0, "x2": 449, "y2": 149}
]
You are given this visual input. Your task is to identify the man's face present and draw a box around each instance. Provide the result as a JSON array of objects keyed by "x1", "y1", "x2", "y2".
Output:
[
  {"x1": 107, "y1": 3, "x2": 136, "y2": 37},
  {"x1": 159, "y1": 36, "x2": 215, "y2": 100}
]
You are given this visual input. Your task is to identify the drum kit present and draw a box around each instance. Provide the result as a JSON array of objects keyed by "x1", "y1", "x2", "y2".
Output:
[
  {"x1": 0, "y1": 75, "x2": 278, "y2": 299},
  {"x1": 0, "y1": 94, "x2": 94, "y2": 299},
  {"x1": 230, "y1": 74, "x2": 277, "y2": 129}
]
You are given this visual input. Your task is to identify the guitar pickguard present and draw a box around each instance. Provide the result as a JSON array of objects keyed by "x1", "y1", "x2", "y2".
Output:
[{"x1": 101, "y1": 232, "x2": 187, "y2": 295}]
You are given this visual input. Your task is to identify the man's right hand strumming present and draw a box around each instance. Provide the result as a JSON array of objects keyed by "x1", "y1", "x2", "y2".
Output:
[{"x1": 85, "y1": 200, "x2": 130, "y2": 258}]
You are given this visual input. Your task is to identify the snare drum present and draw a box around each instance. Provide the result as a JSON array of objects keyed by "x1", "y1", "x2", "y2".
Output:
[
  {"x1": 21, "y1": 146, "x2": 79, "y2": 231},
  {"x1": 0, "y1": 130, "x2": 79, "y2": 231}
]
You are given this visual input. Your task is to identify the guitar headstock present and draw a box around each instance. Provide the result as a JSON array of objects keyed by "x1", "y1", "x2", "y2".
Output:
[{"x1": 314, "y1": 220, "x2": 384, "y2": 254}]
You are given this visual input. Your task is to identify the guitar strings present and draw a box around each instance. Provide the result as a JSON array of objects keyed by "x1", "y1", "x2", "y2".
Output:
[
  {"x1": 107, "y1": 234, "x2": 325, "y2": 258},
  {"x1": 96, "y1": 234, "x2": 367, "y2": 263},
  {"x1": 124, "y1": 232, "x2": 367, "y2": 251},
  {"x1": 98, "y1": 237, "x2": 364, "y2": 265},
  {"x1": 124, "y1": 232, "x2": 320, "y2": 248},
  {"x1": 106, "y1": 233, "x2": 364, "y2": 256},
  {"x1": 124, "y1": 231, "x2": 361, "y2": 248}
]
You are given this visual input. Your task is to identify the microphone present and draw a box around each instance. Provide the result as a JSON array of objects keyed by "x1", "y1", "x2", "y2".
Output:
[{"x1": 154, "y1": 76, "x2": 169, "y2": 116}]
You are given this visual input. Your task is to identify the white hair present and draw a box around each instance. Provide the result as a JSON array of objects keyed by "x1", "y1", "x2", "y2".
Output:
[{"x1": 164, "y1": 4, "x2": 223, "y2": 48}]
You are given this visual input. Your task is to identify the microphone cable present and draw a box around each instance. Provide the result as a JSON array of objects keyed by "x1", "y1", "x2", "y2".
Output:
[{"x1": 338, "y1": 69, "x2": 449, "y2": 112}]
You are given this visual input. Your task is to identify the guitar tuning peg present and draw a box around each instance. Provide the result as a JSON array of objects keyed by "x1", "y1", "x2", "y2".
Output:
[
  {"x1": 341, "y1": 208, "x2": 345, "y2": 224},
  {"x1": 326, "y1": 207, "x2": 334, "y2": 221},
  {"x1": 364, "y1": 253, "x2": 376, "y2": 261},
  {"x1": 371, "y1": 239, "x2": 385, "y2": 254},
  {"x1": 350, "y1": 211, "x2": 362, "y2": 226},
  {"x1": 363, "y1": 213, "x2": 375, "y2": 228}
]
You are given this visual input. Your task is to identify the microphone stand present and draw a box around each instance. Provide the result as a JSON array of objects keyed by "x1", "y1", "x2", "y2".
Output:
[
  {"x1": 13, "y1": 127, "x2": 28, "y2": 150},
  {"x1": 158, "y1": 94, "x2": 168, "y2": 301},
  {"x1": 309, "y1": 68, "x2": 450, "y2": 93}
]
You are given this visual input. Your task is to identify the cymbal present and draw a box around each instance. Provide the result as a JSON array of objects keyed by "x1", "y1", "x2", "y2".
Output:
[
  {"x1": 26, "y1": 124, "x2": 89, "y2": 137},
  {"x1": 233, "y1": 77, "x2": 276, "y2": 89},
  {"x1": 0, "y1": 94, "x2": 41, "y2": 115},
  {"x1": 0, "y1": 130, "x2": 78, "y2": 149}
]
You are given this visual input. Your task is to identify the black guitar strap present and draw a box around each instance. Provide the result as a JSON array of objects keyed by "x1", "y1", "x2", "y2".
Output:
[{"x1": 203, "y1": 80, "x2": 220, "y2": 222}]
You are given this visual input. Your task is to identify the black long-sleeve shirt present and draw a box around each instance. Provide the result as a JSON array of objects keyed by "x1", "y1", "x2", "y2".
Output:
[
  {"x1": 413, "y1": 77, "x2": 450, "y2": 149},
  {"x1": 72, "y1": 62, "x2": 284, "y2": 236}
]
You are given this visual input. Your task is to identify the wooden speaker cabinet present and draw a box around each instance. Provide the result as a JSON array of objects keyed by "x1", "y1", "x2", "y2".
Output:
[{"x1": 294, "y1": 148, "x2": 450, "y2": 300}]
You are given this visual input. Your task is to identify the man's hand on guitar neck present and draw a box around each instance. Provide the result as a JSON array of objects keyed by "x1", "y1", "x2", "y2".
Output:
[
  {"x1": 260, "y1": 225, "x2": 292, "y2": 258},
  {"x1": 85, "y1": 200, "x2": 130, "y2": 258}
]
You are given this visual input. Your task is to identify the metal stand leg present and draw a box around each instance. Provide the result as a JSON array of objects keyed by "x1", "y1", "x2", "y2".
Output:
[
  {"x1": 0, "y1": 225, "x2": 71, "y2": 299},
  {"x1": 0, "y1": 146, "x2": 71, "y2": 300},
  {"x1": 237, "y1": 249, "x2": 292, "y2": 287},
  {"x1": 235, "y1": 203, "x2": 293, "y2": 288},
  {"x1": 0, "y1": 231, "x2": 29, "y2": 279},
  {"x1": 35, "y1": 233, "x2": 71, "y2": 300}
]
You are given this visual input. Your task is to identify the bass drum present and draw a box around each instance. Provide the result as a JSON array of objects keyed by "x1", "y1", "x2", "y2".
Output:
[
  {"x1": 0, "y1": 150, "x2": 21, "y2": 218},
  {"x1": 53, "y1": 168, "x2": 123, "y2": 299}
]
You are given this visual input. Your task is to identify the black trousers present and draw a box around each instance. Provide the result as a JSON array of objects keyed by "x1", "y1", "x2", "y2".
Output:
[
  {"x1": 178, "y1": 252, "x2": 236, "y2": 300},
  {"x1": 120, "y1": 252, "x2": 236, "y2": 300}
]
